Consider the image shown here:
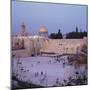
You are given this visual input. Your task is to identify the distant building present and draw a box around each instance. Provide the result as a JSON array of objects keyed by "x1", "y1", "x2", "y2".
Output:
[
  {"x1": 63, "y1": 34, "x2": 66, "y2": 39},
  {"x1": 38, "y1": 26, "x2": 48, "y2": 37},
  {"x1": 18, "y1": 22, "x2": 29, "y2": 36},
  {"x1": 12, "y1": 22, "x2": 87, "y2": 57}
]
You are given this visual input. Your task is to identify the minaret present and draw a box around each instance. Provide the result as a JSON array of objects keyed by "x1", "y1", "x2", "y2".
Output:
[
  {"x1": 19, "y1": 22, "x2": 25, "y2": 36},
  {"x1": 18, "y1": 21, "x2": 28, "y2": 36},
  {"x1": 20, "y1": 22, "x2": 26, "y2": 34}
]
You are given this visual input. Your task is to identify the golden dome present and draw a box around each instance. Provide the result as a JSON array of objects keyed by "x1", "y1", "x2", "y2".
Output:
[{"x1": 39, "y1": 26, "x2": 48, "y2": 33}]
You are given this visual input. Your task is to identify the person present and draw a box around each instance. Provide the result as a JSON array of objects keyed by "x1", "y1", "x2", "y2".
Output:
[
  {"x1": 56, "y1": 78, "x2": 59, "y2": 85},
  {"x1": 48, "y1": 60, "x2": 51, "y2": 64},
  {"x1": 35, "y1": 72, "x2": 39, "y2": 77},
  {"x1": 41, "y1": 71, "x2": 43, "y2": 75},
  {"x1": 44, "y1": 72, "x2": 47, "y2": 79},
  {"x1": 63, "y1": 62, "x2": 65, "y2": 68},
  {"x1": 63, "y1": 79, "x2": 67, "y2": 85},
  {"x1": 37, "y1": 61, "x2": 40, "y2": 64},
  {"x1": 35, "y1": 72, "x2": 37, "y2": 77},
  {"x1": 27, "y1": 69, "x2": 29, "y2": 72}
]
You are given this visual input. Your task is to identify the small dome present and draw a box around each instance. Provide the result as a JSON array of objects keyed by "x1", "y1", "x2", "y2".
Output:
[{"x1": 39, "y1": 26, "x2": 48, "y2": 33}]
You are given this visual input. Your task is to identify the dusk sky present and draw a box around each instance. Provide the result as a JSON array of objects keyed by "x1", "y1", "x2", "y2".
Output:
[{"x1": 12, "y1": 1, "x2": 87, "y2": 35}]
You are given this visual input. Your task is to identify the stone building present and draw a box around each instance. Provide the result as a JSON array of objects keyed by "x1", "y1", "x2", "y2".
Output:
[
  {"x1": 18, "y1": 22, "x2": 28, "y2": 36},
  {"x1": 38, "y1": 26, "x2": 48, "y2": 37},
  {"x1": 12, "y1": 23, "x2": 87, "y2": 57}
]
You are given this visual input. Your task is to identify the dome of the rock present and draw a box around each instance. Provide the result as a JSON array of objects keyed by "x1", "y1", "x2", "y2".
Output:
[
  {"x1": 39, "y1": 26, "x2": 48, "y2": 33},
  {"x1": 39, "y1": 26, "x2": 48, "y2": 37}
]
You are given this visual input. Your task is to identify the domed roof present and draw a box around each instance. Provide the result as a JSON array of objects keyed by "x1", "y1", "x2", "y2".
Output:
[{"x1": 39, "y1": 26, "x2": 48, "y2": 33}]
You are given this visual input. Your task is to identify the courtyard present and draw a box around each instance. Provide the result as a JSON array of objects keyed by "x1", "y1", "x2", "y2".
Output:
[{"x1": 12, "y1": 55, "x2": 87, "y2": 89}]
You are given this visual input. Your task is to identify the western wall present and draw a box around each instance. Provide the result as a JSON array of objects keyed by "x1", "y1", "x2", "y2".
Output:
[{"x1": 11, "y1": 36, "x2": 87, "y2": 57}]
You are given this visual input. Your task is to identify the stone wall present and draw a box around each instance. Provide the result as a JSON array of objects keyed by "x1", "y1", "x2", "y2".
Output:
[
  {"x1": 11, "y1": 36, "x2": 87, "y2": 57},
  {"x1": 43, "y1": 39, "x2": 86, "y2": 55}
]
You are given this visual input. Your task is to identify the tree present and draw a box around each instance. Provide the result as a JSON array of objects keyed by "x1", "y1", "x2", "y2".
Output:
[
  {"x1": 76, "y1": 27, "x2": 78, "y2": 33},
  {"x1": 49, "y1": 29, "x2": 63, "y2": 39},
  {"x1": 66, "y1": 27, "x2": 87, "y2": 39},
  {"x1": 57, "y1": 29, "x2": 62, "y2": 39},
  {"x1": 80, "y1": 29, "x2": 82, "y2": 32},
  {"x1": 58, "y1": 29, "x2": 61, "y2": 34}
]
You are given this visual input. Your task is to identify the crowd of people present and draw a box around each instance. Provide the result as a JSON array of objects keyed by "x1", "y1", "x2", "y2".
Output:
[{"x1": 12, "y1": 55, "x2": 87, "y2": 88}]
